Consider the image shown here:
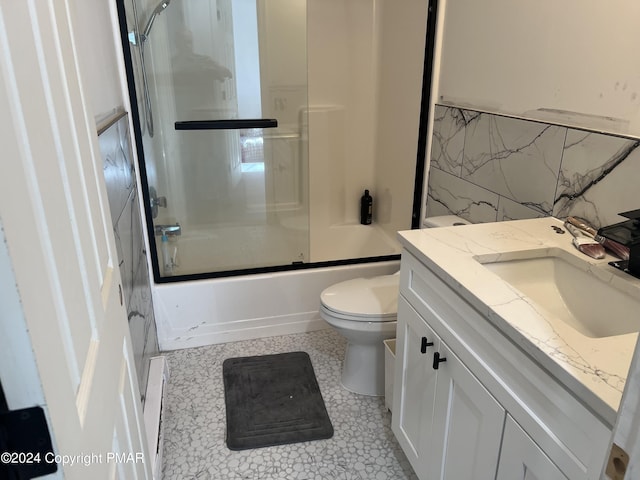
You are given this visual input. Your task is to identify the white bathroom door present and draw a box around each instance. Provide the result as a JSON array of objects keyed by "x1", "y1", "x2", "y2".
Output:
[{"x1": 0, "y1": 2, "x2": 151, "y2": 479}]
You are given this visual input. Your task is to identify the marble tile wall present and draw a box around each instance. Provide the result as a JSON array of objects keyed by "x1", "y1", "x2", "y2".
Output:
[
  {"x1": 426, "y1": 105, "x2": 640, "y2": 229},
  {"x1": 99, "y1": 113, "x2": 159, "y2": 403}
]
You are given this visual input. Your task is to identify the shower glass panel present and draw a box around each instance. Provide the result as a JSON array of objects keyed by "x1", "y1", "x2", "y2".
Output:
[{"x1": 122, "y1": 0, "x2": 309, "y2": 278}]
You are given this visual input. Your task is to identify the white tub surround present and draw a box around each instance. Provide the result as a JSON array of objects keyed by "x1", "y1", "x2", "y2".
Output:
[
  {"x1": 153, "y1": 261, "x2": 399, "y2": 351},
  {"x1": 397, "y1": 217, "x2": 640, "y2": 424},
  {"x1": 309, "y1": 222, "x2": 400, "y2": 263}
]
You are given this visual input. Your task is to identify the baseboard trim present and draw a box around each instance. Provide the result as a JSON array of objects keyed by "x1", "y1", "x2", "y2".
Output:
[
  {"x1": 159, "y1": 315, "x2": 330, "y2": 351},
  {"x1": 143, "y1": 356, "x2": 169, "y2": 480}
]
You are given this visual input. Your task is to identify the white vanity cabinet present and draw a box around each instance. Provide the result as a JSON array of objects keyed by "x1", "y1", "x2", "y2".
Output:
[
  {"x1": 395, "y1": 297, "x2": 505, "y2": 479},
  {"x1": 497, "y1": 416, "x2": 566, "y2": 480},
  {"x1": 392, "y1": 249, "x2": 611, "y2": 480},
  {"x1": 392, "y1": 297, "x2": 438, "y2": 471}
]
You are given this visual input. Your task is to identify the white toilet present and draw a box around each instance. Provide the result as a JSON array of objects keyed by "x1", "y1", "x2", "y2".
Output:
[{"x1": 319, "y1": 215, "x2": 470, "y2": 396}]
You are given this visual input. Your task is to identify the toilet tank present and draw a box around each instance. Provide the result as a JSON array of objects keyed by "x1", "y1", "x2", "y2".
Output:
[{"x1": 423, "y1": 215, "x2": 471, "y2": 228}]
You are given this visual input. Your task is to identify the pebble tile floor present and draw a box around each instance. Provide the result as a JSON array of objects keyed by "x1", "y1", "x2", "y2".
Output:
[{"x1": 161, "y1": 328, "x2": 418, "y2": 480}]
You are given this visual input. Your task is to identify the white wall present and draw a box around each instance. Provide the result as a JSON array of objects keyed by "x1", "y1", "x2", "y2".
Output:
[
  {"x1": 437, "y1": 0, "x2": 640, "y2": 137},
  {"x1": 374, "y1": 0, "x2": 428, "y2": 237},
  {"x1": 71, "y1": 0, "x2": 127, "y2": 121},
  {"x1": 258, "y1": 0, "x2": 307, "y2": 93},
  {"x1": 232, "y1": 0, "x2": 261, "y2": 118}
]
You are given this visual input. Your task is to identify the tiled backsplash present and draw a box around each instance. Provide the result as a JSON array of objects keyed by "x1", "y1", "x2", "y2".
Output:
[{"x1": 426, "y1": 105, "x2": 640, "y2": 229}]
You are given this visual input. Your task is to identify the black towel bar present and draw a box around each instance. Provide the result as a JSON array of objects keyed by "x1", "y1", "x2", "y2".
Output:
[{"x1": 174, "y1": 119, "x2": 278, "y2": 130}]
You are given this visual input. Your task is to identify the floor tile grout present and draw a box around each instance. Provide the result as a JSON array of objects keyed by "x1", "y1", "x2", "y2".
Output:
[{"x1": 161, "y1": 328, "x2": 417, "y2": 480}]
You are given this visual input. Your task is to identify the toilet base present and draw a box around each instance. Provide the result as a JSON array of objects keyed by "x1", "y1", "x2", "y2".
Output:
[{"x1": 340, "y1": 341, "x2": 387, "y2": 396}]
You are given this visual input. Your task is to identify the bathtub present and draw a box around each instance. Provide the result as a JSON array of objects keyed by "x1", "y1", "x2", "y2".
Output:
[
  {"x1": 158, "y1": 221, "x2": 400, "y2": 276},
  {"x1": 152, "y1": 259, "x2": 400, "y2": 351}
]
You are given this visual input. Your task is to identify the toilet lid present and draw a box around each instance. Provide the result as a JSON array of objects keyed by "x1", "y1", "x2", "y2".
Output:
[{"x1": 320, "y1": 274, "x2": 398, "y2": 319}]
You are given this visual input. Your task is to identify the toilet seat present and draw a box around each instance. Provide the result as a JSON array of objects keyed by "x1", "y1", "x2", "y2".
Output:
[
  {"x1": 320, "y1": 304, "x2": 396, "y2": 323},
  {"x1": 320, "y1": 274, "x2": 398, "y2": 322}
]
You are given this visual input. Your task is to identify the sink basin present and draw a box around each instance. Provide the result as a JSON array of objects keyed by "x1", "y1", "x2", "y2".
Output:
[{"x1": 479, "y1": 250, "x2": 640, "y2": 338}]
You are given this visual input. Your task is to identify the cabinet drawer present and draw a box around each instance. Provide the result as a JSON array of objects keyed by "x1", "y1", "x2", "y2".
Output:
[{"x1": 399, "y1": 250, "x2": 610, "y2": 479}]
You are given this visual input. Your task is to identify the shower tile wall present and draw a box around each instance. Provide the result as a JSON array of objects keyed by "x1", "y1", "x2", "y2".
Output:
[
  {"x1": 99, "y1": 113, "x2": 159, "y2": 402},
  {"x1": 426, "y1": 105, "x2": 640, "y2": 229}
]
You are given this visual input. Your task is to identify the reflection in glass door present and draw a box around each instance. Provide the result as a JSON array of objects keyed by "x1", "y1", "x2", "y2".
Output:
[{"x1": 122, "y1": 0, "x2": 309, "y2": 278}]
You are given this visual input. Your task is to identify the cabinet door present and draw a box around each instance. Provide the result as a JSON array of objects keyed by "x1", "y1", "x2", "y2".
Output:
[
  {"x1": 428, "y1": 341, "x2": 506, "y2": 480},
  {"x1": 392, "y1": 298, "x2": 440, "y2": 476},
  {"x1": 497, "y1": 416, "x2": 568, "y2": 480}
]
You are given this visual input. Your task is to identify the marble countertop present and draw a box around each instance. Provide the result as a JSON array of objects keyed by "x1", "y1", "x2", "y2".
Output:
[{"x1": 398, "y1": 217, "x2": 640, "y2": 426}]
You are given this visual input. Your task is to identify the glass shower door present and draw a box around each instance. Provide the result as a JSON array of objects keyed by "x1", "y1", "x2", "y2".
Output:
[{"x1": 123, "y1": 0, "x2": 309, "y2": 278}]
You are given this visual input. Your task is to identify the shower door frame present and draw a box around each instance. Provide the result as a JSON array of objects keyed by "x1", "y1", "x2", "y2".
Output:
[{"x1": 115, "y1": 0, "x2": 437, "y2": 284}]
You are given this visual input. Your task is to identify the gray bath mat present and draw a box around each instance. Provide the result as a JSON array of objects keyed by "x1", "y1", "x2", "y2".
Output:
[{"x1": 222, "y1": 351, "x2": 333, "y2": 450}]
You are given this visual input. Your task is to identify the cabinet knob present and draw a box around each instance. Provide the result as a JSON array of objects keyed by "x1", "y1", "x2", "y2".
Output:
[
  {"x1": 421, "y1": 336, "x2": 434, "y2": 354},
  {"x1": 433, "y1": 352, "x2": 447, "y2": 369}
]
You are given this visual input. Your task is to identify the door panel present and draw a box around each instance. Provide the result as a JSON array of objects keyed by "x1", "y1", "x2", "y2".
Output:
[
  {"x1": 392, "y1": 298, "x2": 439, "y2": 477},
  {"x1": 429, "y1": 342, "x2": 506, "y2": 480},
  {"x1": 497, "y1": 416, "x2": 568, "y2": 480},
  {"x1": 0, "y1": 1, "x2": 151, "y2": 478}
]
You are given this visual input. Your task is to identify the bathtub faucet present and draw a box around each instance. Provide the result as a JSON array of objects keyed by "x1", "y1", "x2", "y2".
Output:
[{"x1": 154, "y1": 223, "x2": 181, "y2": 236}]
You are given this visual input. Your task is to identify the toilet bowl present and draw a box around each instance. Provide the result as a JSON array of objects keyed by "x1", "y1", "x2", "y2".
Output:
[{"x1": 320, "y1": 215, "x2": 470, "y2": 396}]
